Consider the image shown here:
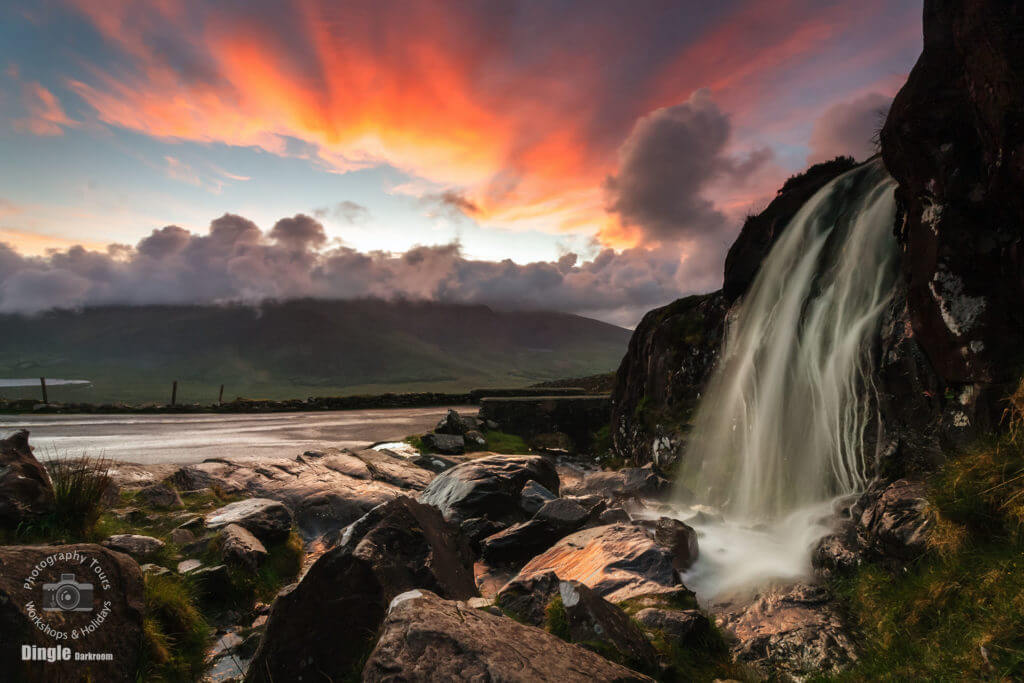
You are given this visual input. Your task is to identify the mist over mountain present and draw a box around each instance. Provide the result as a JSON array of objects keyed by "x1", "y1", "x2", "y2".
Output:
[{"x1": 0, "y1": 299, "x2": 630, "y2": 404}]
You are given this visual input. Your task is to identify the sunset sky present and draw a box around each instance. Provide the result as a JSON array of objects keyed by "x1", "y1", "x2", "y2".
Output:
[{"x1": 0, "y1": 0, "x2": 922, "y2": 324}]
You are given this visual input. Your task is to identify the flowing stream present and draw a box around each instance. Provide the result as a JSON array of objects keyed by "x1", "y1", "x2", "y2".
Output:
[{"x1": 674, "y1": 159, "x2": 899, "y2": 599}]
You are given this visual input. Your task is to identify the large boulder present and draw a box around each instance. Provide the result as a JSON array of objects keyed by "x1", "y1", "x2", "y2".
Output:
[
  {"x1": 204, "y1": 498, "x2": 293, "y2": 545},
  {"x1": 479, "y1": 498, "x2": 588, "y2": 566},
  {"x1": 813, "y1": 479, "x2": 932, "y2": 576},
  {"x1": 417, "y1": 454, "x2": 560, "y2": 527},
  {"x1": 0, "y1": 544, "x2": 145, "y2": 682},
  {"x1": 0, "y1": 431, "x2": 55, "y2": 529},
  {"x1": 877, "y1": 0, "x2": 1024, "y2": 457},
  {"x1": 514, "y1": 523, "x2": 681, "y2": 603},
  {"x1": 362, "y1": 590, "x2": 653, "y2": 682},
  {"x1": 246, "y1": 496, "x2": 476, "y2": 682},
  {"x1": 168, "y1": 447, "x2": 433, "y2": 540},
  {"x1": 652, "y1": 517, "x2": 699, "y2": 571},
  {"x1": 495, "y1": 571, "x2": 658, "y2": 668}
]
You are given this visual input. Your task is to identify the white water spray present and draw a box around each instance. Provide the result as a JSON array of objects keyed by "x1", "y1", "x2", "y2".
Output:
[{"x1": 675, "y1": 159, "x2": 898, "y2": 598}]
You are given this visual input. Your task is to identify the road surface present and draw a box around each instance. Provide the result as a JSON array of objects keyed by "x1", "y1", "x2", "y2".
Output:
[{"x1": 0, "y1": 406, "x2": 471, "y2": 464}]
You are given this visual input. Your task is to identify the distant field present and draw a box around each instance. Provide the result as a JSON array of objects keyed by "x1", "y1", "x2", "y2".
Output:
[{"x1": 0, "y1": 299, "x2": 631, "y2": 405}]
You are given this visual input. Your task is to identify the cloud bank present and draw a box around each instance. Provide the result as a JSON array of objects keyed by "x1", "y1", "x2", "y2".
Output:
[{"x1": 0, "y1": 214, "x2": 716, "y2": 326}]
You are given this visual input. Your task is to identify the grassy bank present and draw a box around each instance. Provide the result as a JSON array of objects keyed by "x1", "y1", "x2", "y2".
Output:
[{"x1": 829, "y1": 389, "x2": 1024, "y2": 680}]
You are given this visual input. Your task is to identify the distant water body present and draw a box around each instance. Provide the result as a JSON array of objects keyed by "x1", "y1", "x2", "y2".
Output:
[{"x1": 0, "y1": 378, "x2": 91, "y2": 387}]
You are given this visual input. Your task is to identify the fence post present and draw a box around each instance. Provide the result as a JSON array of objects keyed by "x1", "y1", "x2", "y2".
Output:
[
  {"x1": 218, "y1": 385, "x2": 224, "y2": 405},
  {"x1": 40, "y1": 377, "x2": 48, "y2": 404},
  {"x1": 171, "y1": 380, "x2": 178, "y2": 407}
]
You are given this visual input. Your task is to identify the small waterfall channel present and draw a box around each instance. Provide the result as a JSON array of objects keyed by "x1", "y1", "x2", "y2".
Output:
[{"x1": 670, "y1": 159, "x2": 899, "y2": 599}]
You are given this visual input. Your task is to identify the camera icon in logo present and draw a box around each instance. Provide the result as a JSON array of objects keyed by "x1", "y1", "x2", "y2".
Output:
[{"x1": 41, "y1": 574, "x2": 93, "y2": 612}]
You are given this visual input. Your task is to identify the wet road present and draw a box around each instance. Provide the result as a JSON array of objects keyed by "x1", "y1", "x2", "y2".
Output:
[{"x1": 0, "y1": 406, "x2": 470, "y2": 463}]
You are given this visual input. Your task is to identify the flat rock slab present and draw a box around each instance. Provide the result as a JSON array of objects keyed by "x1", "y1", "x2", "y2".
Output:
[
  {"x1": 0, "y1": 544, "x2": 145, "y2": 682},
  {"x1": 417, "y1": 454, "x2": 560, "y2": 526},
  {"x1": 515, "y1": 523, "x2": 680, "y2": 603},
  {"x1": 167, "y1": 448, "x2": 433, "y2": 539},
  {"x1": 204, "y1": 498, "x2": 293, "y2": 545},
  {"x1": 363, "y1": 590, "x2": 652, "y2": 682}
]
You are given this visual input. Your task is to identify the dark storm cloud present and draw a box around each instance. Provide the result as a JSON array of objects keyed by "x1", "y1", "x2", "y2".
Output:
[
  {"x1": 0, "y1": 214, "x2": 711, "y2": 326},
  {"x1": 604, "y1": 90, "x2": 772, "y2": 245},
  {"x1": 808, "y1": 93, "x2": 892, "y2": 163}
]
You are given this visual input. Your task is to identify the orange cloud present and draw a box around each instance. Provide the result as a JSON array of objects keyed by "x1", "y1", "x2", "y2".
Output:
[
  {"x1": 12, "y1": 82, "x2": 76, "y2": 136},
  {"x1": 58, "y1": 0, "x2": 914, "y2": 245}
]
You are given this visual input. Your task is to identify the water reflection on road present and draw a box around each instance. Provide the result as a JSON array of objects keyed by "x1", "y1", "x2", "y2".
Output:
[{"x1": 0, "y1": 406, "x2": 470, "y2": 463}]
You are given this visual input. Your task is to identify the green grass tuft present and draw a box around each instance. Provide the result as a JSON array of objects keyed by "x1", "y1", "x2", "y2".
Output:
[
  {"x1": 139, "y1": 572, "x2": 210, "y2": 682},
  {"x1": 543, "y1": 595, "x2": 571, "y2": 641}
]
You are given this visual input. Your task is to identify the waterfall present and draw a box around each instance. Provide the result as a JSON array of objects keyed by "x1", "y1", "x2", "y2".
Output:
[{"x1": 671, "y1": 159, "x2": 898, "y2": 598}]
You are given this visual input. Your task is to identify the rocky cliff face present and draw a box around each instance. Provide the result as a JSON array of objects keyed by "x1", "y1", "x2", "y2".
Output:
[
  {"x1": 610, "y1": 160, "x2": 859, "y2": 468},
  {"x1": 876, "y1": 0, "x2": 1024, "y2": 471},
  {"x1": 610, "y1": 293, "x2": 727, "y2": 468},
  {"x1": 614, "y1": 0, "x2": 1024, "y2": 474}
]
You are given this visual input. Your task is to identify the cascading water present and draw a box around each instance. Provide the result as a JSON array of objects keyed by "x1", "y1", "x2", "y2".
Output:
[{"x1": 670, "y1": 159, "x2": 899, "y2": 599}]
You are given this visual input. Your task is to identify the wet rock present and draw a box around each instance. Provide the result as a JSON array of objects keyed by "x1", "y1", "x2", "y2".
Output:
[
  {"x1": 204, "y1": 498, "x2": 293, "y2": 545},
  {"x1": 418, "y1": 454, "x2": 560, "y2": 527},
  {"x1": 102, "y1": 534, "x2": 165, "y2": 560},
  {"x1": 519, "y1": 479, "x2": 557, "y2": 515},
  {"x1": 0, "y1": 430, "x2": 55, "y2": 529},
  {"x1": 168, "y1": 448, "x2": 431, "y2": 540},
  {"x1": 219, "y1": 524, "x2": 268, "y2": 572},
  {"x1": 860, "y1": 479, "x2": 932, "y2": 559},
  {"x1": 479, "y1": 499, "x2": 588, "y2": 566},
  {"x1": 246, "y1": 496, "x2": 476, "y2": 683},
  {"x1": 363, "y1": 590, "x2": 653, "y2": 682},
  {"x1": 135, "y1": 482, "x2": 183, "y2": 509},
  {"x1": 634, "y1": 608, "x2": 710, "y2": 647},
  {"x1": 652, "y1": 517, "x2": 699, "y2": 571},
  {"x1": 718, "y1": 583, "x2": 856, "y2": 676},
  {"x1": 609, "y1": 293, "x2": 728, "y2": 468},
  {"x1": 496, "y1": 571, "x2": 657, "y2": 666},
  {"x1": 515, "y1": 523, "x2": 681, "y2": 603},
  {"x1": 0, "y1": 544, "x2": 145, "y2": 682},
  {"x1": 569, "y1": 464, "x2": 671, "y2": 502},
  {"x1": 813, "y1": 479, "x2": 932, "y2": 575}
]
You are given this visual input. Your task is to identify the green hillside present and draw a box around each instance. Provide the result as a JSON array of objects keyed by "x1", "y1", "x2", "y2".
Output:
[{"x1": 0, "y1": 299, "x2": 630, "y2": 405}]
